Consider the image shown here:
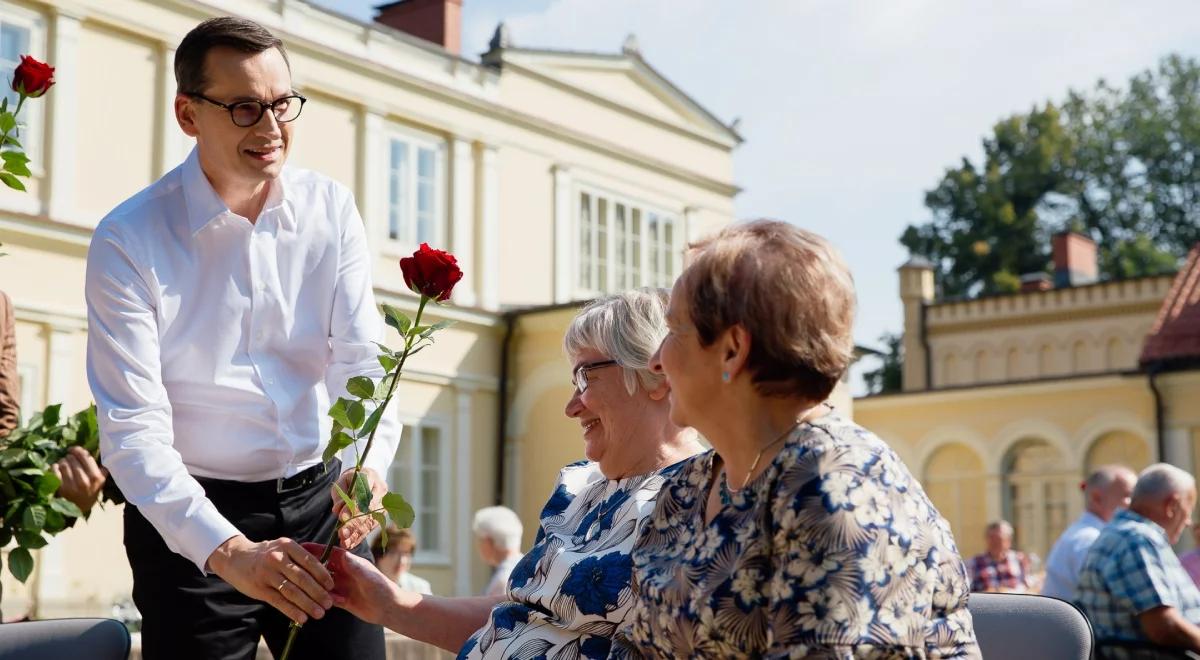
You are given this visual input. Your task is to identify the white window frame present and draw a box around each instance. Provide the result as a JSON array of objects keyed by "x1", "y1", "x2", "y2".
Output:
[
  {"x1": 382, "y1": 124, "x2": 446, "y2": 258},
  {"x1": 16, "y1": 362, "x2": 38, "y2": 426},
  {"x1": 0, "y1": 2, "x2": 46, "y2": 176},
  {"x1": 574, "y1": 185, "x2": 683, "y2": 297},
  {"x1": 387, "y1": 416, "x2": 451, "y2": 565}
]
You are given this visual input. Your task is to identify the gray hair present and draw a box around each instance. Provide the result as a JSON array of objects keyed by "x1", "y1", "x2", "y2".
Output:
[
  {"x1": 472, "y1": 506, "x2": 523, "y2": 551},
  {"x1": 985, "y1": 520, "x2": 1013, "y2": 536},
  {"x1": 563, "y1": 288, "x2": 670, "y2": 395},
  {"x1": 1132, "y1": 463, "x2": 1196, "y2": 505}
]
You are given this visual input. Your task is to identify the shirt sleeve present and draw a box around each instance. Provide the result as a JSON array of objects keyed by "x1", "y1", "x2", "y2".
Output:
[
  {"x1": 1110, "y1": 534, "x2": 1182, "y2": 615},
  {"x1": 0, "y1": 291, "x2": 19, "y2": 437},
  {"x1": 86, "y1": 222, "x2": 241, "y2": 574},
  {"x1": 325, "y1": 190, "x2": 401, "y2": 479}
]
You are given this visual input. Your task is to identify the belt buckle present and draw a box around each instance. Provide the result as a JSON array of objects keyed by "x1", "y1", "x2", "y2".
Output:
[{"x1": 275, "y1": 461, "x2": 329, "y2": 494}]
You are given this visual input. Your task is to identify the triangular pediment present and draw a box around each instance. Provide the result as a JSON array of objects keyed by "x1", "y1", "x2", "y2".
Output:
[{"x1": 498, "y1": 49, "x2": 740, "y2": 145}]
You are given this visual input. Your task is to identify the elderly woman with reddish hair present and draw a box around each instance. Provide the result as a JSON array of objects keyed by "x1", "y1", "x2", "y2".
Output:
[{"x1": 613, "y1": 220, "x2": 980, "y2": 658}]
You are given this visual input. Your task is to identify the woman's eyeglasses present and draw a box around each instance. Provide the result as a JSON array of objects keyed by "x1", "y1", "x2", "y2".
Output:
[{"x1": 572, "y1": 360, "x2": 618, "y2": 393}]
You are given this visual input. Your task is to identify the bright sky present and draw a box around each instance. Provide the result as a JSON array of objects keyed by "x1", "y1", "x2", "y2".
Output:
[{"x1": 311, "y1": 0, "x2": 1200, "y2": 392}]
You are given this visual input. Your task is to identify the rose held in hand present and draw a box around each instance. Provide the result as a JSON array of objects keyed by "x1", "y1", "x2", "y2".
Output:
[
  {"x1": 12, "y1": 55, "x2": 53, "y2": 97},
  {"x1": 400, "y1": 243, "x2": 463, "y2": 302}
]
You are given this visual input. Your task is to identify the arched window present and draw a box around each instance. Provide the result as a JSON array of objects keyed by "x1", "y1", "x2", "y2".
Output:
[
  {"x1": 924, "y1": 444, "x2": 987, "y2": 558},
  {"x1": 1086, "y1": 430, "x2": 1150, "y2": 474},
  {"x1": 1004, "y1": 439, "x2": 1072, "y2": 562}
]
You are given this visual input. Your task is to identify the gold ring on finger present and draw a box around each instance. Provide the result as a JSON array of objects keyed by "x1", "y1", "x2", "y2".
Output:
[{"x1": 277, "y1": 578, "x2": 289, "y2": 592}]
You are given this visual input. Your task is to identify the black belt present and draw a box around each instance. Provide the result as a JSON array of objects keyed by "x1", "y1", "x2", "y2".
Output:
[{"x1": 276, "y1": 460, "x2": 333, "y2": 494}]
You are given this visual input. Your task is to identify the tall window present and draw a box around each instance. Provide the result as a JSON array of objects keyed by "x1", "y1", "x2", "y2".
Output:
[
  {"x1": 0, "y1": 4, "x2": 44, "y2": 165},
  {"x1": 386, "y1": 129, "x2": 444, "y2": 248},
  {"x1": 388, "y1": 421, "x2": 449, "y2": 561},
  {"x1": 577, "y1": 189, "x2": 679, "y2": 295}
]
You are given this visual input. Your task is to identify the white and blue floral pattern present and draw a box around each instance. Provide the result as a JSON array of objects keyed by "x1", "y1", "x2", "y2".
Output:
[
  {"x1": 459, "y1": 459, "x2": 685, "y2": 660},
  {"x1": 613, "y1": 416, "x2": 980, "y2": 659}
]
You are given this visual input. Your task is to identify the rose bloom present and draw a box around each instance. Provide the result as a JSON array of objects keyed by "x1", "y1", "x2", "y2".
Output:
[
  {"x1": 399, "y1": 243, "x2": 463, "y2": 302},
  {"x1": 12, "y1": 55, "x2": 54, "y2": 98}
]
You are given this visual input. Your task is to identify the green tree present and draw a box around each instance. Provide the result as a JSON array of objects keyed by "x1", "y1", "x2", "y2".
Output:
[
  {"x1": 863, "y1": 333, "x2": 903, "y2": 395},
  {"x1": 903, "y1": 54, "x2": 1197, "y2": 296}
]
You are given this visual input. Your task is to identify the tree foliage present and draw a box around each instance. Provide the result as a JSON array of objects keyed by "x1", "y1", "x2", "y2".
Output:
[
  {"x1": 863, "y1": 333, "x2": 903, "y2": 395},
  {"x1": 903, "y1": 54, "x2": 1198, "y2": 297}
]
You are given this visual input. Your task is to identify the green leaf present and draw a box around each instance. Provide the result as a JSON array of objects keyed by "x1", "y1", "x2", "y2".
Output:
[
  {"x1": 41, "y1": 404, "x2": 61, "y2": 428},
  {"x1": 374, "y1": 374, "x2": 396, "y2": 399},
  {"x1": 9, "y1": 546, "x2": 33, "y2": 583},
  {"x1": 3, "y1": 135, "x2": 22, "y2": 148},
  {"x1": 382, "y1": 492, "x2": 414, "y2": 529},
  {"x1": 381, "y1": 304, "x2": 412, "y2": 336},
  {"x1": 378, "y1": 354, "x2": 398, "y2": 372},
  {"x1": 421, "y1": 320, "x2": 455, "y2": 338},
  {"x1": 346, "y1": 376, "x2": 375, "y2": 399},
  {"x1": 0, "y1": 448, "x2": 24, "y2": 467},
  {"x1": 357, "y1": 404, "x2": 386, "y2": 440},
  {"x1": 3, "y1": 159, "x2": 31, "y2": 177},
  {"x1": 10, "y1": 467, "x2": 44, "y2": 477},
  {"x1": 15, "y1": 530, "x2": 46, "y2": 549},
  {"x1": 37, "y1": 471, "x2": 60, "y2": 498},
  {"x1": 49, "y1": 497, "x2": 82, "y2": 519},
  {"x1": 346, "y1": 400, "x2": 366, "y2": 429},
  {"x1": 22, "y1": 504, "x2": 45, "y2": 531},
  {"x1": 328, "y1": 398, "x2": 354, "y2": 428},
  {"x1": 2, "y1": 151, "x2": 29, "y2": 166},
  {"x1": 406, "y1": 344, "x2": 427, "y2": 359},
  {"x1": 0, "y1": 527, "x2": 12, "y2": 547},
  {"x1": 43, "y1": 508, "x2": 65, "y2": 533},
  {"x1": 1, "y1": 96, "x2": 8, "y2": 113},
  {"x1": 0, "y1": 172, "x2": 26, "y2": 191},
  {"x1": 332, "y1": 482, "x2": 355, "y2": 513},
  {"x1": 377, "y1": 516, "x2": 388, "y2": 549},
  {"x1": 372, "y1": 341, "x2": 396, "y2": 357},
  {"x1": 0, "y1": 112, "x2": 16, "y2": 134},
  {"x1": 353, "y1": 473, "x2": 372, "y2": 515},
  {"x1": 321, "y1": 431, "x2": 356, "y2": 464}
]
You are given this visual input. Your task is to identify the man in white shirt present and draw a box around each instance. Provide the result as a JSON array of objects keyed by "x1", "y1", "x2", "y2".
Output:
[
  {"x1": 85, "y1": 17, "x2": 397, "y2": 660},
  {"x1": 1041, "y1": 464, "x2": 1136, "y2": 600}
]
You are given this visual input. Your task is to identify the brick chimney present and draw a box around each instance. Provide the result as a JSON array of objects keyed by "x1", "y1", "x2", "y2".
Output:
[
  {"x1": 1051, "y1": 231, "x2": 1098, "y2": 288},
  {"x1": 374, "y1": 0, "x2": 462, "y2": 55}
]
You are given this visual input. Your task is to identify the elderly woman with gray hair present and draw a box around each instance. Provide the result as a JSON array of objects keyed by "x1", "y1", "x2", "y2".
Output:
[{"x1": 313, "y1": 288, "x2": 704, "y2": 659}]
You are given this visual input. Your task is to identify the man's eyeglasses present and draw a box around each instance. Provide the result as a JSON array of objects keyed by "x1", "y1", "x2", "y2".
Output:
[
  {"x1": 186, "y1": 92, "x2": 307, "y2": 128},
  {"x1": 572, "y1": 359, "x2": 618, "y2": 393}
]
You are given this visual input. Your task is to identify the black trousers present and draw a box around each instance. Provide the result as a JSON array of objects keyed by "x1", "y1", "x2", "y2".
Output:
[{"x1": 124, "y1": 460, "x2": 386, "y2": 660}]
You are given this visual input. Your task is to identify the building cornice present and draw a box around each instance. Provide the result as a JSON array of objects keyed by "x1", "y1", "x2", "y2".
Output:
[{"x1": 855, "y1": 371, "x2": 1145, "y2": 407}]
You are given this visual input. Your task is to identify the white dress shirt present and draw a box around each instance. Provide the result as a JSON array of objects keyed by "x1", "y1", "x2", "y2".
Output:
[
  {"x1": 484, "y1": 552, "x2": 524, "y2": 597},
  {"x1": 1041, "y1": 510, "x2": 1107, "y2": 600},
  {"x1": 86, "y1": 148, "x2": 400, "y2": 573}
]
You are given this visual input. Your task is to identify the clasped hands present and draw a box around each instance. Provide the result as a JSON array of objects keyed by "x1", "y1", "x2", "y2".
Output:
[{"x1": 207, "y1": 467, "x2": 388, "y2": 624}]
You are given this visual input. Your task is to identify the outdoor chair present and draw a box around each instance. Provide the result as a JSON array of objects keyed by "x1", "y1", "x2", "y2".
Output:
[
  {"x1": 968, "y1": 592, "x2": 1092, "y2": 660},
  {"x1": 0, "y1": 617, "x2": 130, "y2": 659}
]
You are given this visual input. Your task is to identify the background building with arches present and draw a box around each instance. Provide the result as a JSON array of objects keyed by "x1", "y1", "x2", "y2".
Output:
[{"x1": 856, "y1": 233, "x2": 1200, "y2": 560}]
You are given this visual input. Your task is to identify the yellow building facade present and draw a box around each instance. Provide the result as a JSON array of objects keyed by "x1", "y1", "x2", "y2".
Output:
[
  {"x1": 856, "y1": 242, "x2": 1200, "y2": 561},
  {"x1": 0, "y1": 0, "x2": 738, "y2": 617}
]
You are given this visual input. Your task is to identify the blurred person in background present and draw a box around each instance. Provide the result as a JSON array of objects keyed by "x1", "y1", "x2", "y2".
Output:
[
  {"x1": 1042, "y1": 465, "x2": 1137, "y2": 600},
  {"x1": 371, "y1": 526, "x2": 431, "y2": 595},
  {"x1": 969, "y1": 520, "x2": 1032, "y2": 593},
  {"x1": 472, "y1": 506, "x2": 524, "y2": 597}
]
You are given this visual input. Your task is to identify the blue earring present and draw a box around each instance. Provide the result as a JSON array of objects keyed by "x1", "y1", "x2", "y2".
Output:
[{"x1": 722, "y1": 371, "x2": 730, "y2": 382}]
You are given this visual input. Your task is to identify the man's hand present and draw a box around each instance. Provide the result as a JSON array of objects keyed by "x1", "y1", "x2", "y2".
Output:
[
  {"x1": 330, "y1": 467, "x2": 386, "y2": 549},
  {"x1": 302, "y1": 541, "x2": 401, "y2": 626},
  {"x1": 52, "y1": 447, "x2": 107, "y2": 515},
  {"x1": 208, "y1": 535, "x2": 334, "y2": 625}
]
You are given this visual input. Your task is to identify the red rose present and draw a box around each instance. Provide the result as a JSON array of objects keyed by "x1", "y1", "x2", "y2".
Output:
[
  {"x1": 11, "y1": 55, "x2": 53, "y2": 98},
  {"x1": 399, "y1": 243, "x2": 463, "y2": 302}
]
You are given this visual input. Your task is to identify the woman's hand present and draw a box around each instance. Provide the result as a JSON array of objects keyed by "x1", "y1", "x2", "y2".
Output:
[{"x1": 301, "y1": 541, "x2": 401, "y2": 626}]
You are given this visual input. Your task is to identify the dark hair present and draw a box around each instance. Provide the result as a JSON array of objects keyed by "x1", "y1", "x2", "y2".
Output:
[
  {"x1": 371, "y1": 525, "x2": 415, "y2": 561},
  {"x1": 174, "y1": 16, "x2": 290, "y2": 94}
]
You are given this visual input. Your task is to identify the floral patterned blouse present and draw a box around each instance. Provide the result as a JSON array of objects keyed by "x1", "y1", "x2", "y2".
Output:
[
  {"x1": 612, "y1": 415, "x2": 980, "y2": 659},
  {"x1": 459, "y1": 459, "x2": 687, "y2": 660}
]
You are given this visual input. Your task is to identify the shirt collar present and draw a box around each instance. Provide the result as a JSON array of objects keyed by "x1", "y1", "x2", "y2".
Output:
[
  {"x1": 1115, "y1": 508, "x2": 1169, "y2": 543},
  {"x1": 1080, "y1": 510, "x2": 1107, "y2": 528},
  {"x1": 181, "y1": 147, "x2": 297, "y2": 235}
]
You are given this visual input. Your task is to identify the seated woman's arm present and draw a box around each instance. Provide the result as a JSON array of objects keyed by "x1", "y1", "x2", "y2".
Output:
[{"x1": 306, "y1": 543, "x2": 503, "y2": 653}]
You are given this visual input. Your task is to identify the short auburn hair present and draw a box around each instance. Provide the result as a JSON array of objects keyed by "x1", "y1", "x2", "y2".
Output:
[
  {"x1": 677, "y1": 219, "x2": 856, "y2": 401},
  {"x1": 371, "y1": 525, "x2": 416, "y2": 561},
  {"x1": 175, "y1": 16, "x2": 290, "y2": 95}
]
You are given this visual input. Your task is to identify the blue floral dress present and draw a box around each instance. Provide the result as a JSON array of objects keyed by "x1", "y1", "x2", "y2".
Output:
[
  {"x1": 612, "y1": 416, "x2": 980, "y2": 659},
  {"x1": 459, "y1": 459, "x2": 687, "y2": 660}
]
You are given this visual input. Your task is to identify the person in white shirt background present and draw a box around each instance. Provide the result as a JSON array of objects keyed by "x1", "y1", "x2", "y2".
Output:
[
  {"x1": 1041, "y1": 464, "x2": 1137, "y2": 601},
  {"x1": 472, "y1": 506, "x2": 525, "y2": 597},
  {"x1": 371, "y1": 526, "x2": 432, "y2": 595},
  {"x1": 85, "y1": 16, "x2": 397, "y2": 660}
]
